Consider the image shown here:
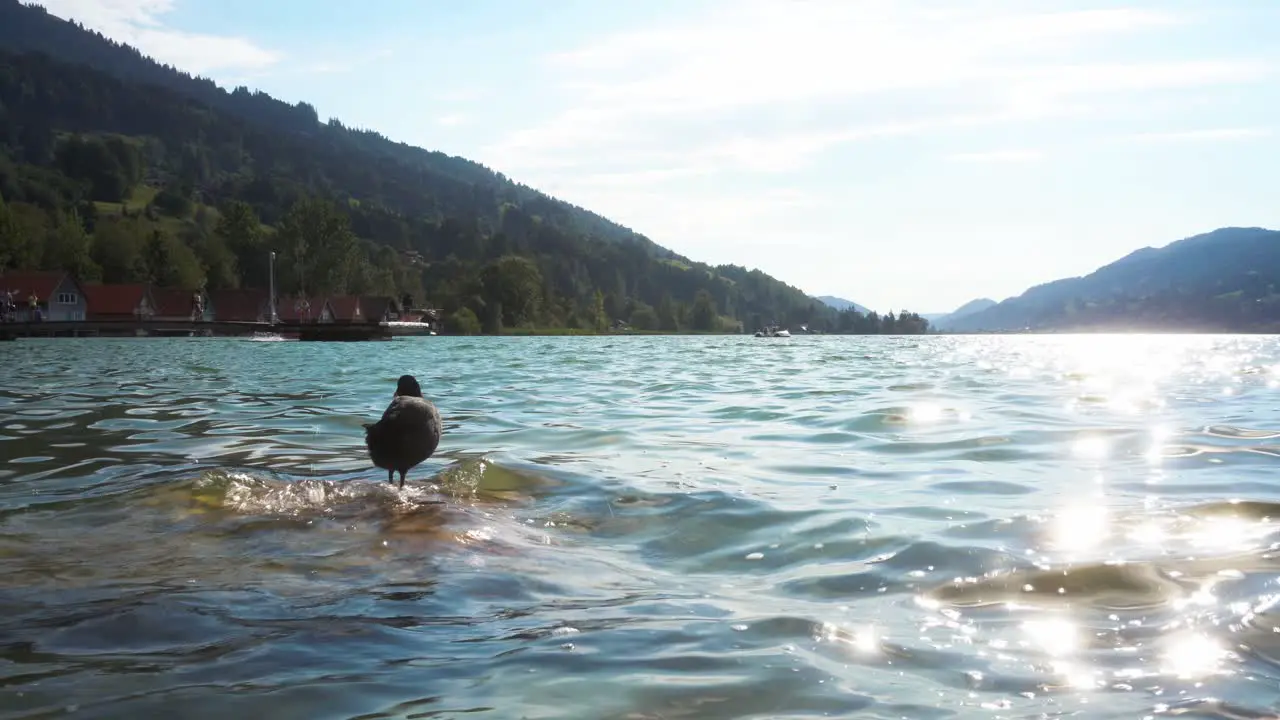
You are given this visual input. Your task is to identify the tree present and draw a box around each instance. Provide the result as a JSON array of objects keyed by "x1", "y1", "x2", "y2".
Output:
[
  {"x1": 136, "y1": 229, "x2": 203, "y2": 289},
  {"x1": 142, "y1": 230, "x2": 170, "y2": 285},
  {"x1": 657, "y1": 294, "x2": 679, "y2": 332},
  {"x1": 0, "y1": 192, "x2": 16, "y2": 272},
  {"x1": 481, "y1": 254, "x2": 543, "y2": 328},
  {"x1": 54, "y1": 135, "x2": 131, "y2": 203},
  {"x1": 44, "y1": 209, "x2": 100, "y2": 280},
  {"x1": 91, "y1": 216, "x2": 147, "y2": 283},
  {"x1": 629, "y1": 302, "x2": 658, "y2": 331},
  {"x1": 188, "y1": 230, "x2": 239, "y2": 290},
  {"x1": 215, "y1": 200, "x2": 265, "y2": 287},
  {"x1": 276, "y1": 197, "x2": 359, "y2": 296},
  {"x1": 603, "y1": 292, "x2": 622, "y2": 322},
  {"x1": 691, "y1": 289, "x2": 718, "y2": 331},
  {"x1": 152, "y1": 186, "x2": 193, "y2": 217},
  {"x1": 2, "y1": 201, "x2": 48, "y2": 273},
  {"x1": 591, "y1": 289, "x2": 608, "y2": 331},
  {"x1": 446, "y1": 307, "x2": 481, "y2": 335},
  {"x1": 481, "y1": 300, "x2": 503, "y2": 334}
]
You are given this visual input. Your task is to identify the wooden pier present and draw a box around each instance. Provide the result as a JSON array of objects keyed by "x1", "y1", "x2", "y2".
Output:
[{"x1": 0, "y1": 319, "x2": 400, "y2": 341}]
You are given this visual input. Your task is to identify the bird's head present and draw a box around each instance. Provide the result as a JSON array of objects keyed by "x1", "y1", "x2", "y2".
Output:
[{"x1": 395, "y1": 374, "x2": 423, "y2": 398}]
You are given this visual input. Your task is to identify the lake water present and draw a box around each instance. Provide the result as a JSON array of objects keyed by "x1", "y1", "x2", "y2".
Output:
[{"x1": 3, "y1": 334, "x2": 1280, "y2": 719}]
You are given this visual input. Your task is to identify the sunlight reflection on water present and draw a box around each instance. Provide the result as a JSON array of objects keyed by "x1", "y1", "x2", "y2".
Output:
[{"x1": 1, "y1": 334, "x2": 1280, "y2": 718}]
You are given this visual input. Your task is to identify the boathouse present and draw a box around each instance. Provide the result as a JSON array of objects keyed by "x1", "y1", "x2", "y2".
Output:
[
  {"x1": 209, "y1": 289, "x2": 270, "y2": 323},
  {"x1": 83, "y1": 283, "x2": 155, "y2": 322},
  {"x1": 0, "y1": 271, "x2": 88, "y2": 322}
]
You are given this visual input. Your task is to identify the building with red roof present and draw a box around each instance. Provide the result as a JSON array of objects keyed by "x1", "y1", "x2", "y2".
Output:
[
  {"x1": 358, "y1": 296, "x2": 403, "y2": 324},
  {"x1": 276, "y1": 295, "x2": 333, "y2": 323},
  {"x1": 151, "y1": 287, "x2": 212, "y2": 322},
  {"x1": 0, "y1": 270, "x2": 88, "y2": 321},
  {"x1": 324, "y1": 295, "x2": 403, "y2": 324},
  {"x1": 208, "y1": 288, "x2": 270, "y2": 323},
  {"x1": 82, "y1": 283, "x2": 155, "y2": 321},
  {"x1": 325, "y1": 295, "x2": 364, "y2": 323}
]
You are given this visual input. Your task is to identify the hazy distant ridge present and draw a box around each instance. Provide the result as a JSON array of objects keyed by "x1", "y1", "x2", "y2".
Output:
[
  {"x1": 928, "y1": 298, "x2": 997, "y2": 329},
  {"x1": 815, "y1": 295, "x2": 872, "y2": 314},
  {"x1": 946, "y1": 227, "x2": 1280, "y2": 332}
]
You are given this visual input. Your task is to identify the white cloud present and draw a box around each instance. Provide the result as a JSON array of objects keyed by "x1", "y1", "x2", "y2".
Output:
[
  {"x1": 546, "y1": 4, "x2": 1183, "y2": 117},
  {"x1": 948, "y1": 149, "x2": 1044, "y2": 163},
  {"x1": 574, "y1": 167, "x2": 713, "y2": 189},
  {"x1": 431, "y1": 88, "x2": 489, "y2": 104},
  {"x1": 1125, "y1": 127, "x2": 1272, "y2": 143},
  {"x1": 467, "y1": 0, "x2": 1275, "y2": 310},
  {"x1": 292, "y1": 48, "x2": 395, "y2": 77},
  {"x1": 37, "y1": 0, "x2": 281, "y2": 74},
  {"x1": 436, "y1": 113, "x2": 468, "y2": 128},
  {"x1": 302, "y1": 62, "x2": 347, "y2": 75},
  {"x1": 479, "y1": 0, "x2": 1269, "y2": 182}
]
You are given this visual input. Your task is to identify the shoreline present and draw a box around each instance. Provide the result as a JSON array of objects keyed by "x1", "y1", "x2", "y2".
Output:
[{"x1": 4, "y1": 324, "x2": 1277, "y2": 340}]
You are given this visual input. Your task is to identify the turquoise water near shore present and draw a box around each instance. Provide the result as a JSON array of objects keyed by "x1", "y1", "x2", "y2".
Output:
[{"x1": 3, "y1": 334, "x2": 1280, "y2": 719}]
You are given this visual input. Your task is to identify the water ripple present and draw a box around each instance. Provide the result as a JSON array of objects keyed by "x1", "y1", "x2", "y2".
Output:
[{"x1": 2, "y1": 334, "x2": 1280, "y2": 718}]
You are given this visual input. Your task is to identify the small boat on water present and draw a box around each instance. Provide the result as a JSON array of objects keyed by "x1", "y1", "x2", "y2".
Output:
[
  {"x1": 381, "y1": 320, "x2": 437, "y2": 337},
  {"x1": 754, "y1": 325, "x2": 791, "y2": 338}
]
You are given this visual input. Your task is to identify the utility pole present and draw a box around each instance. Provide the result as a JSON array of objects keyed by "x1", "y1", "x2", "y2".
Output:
[{"x1": 268, "y1": 250, "x2": 279, "y2": 325}]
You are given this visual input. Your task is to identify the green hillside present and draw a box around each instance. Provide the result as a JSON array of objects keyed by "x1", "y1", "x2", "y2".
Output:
[{"x1": 0, "y1": 0, "x2": 930, "y2": 334}]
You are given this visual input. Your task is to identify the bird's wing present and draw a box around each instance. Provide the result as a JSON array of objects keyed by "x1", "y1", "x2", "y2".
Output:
[
  {"x1": 367, "y1": 397, "x2": 436, "y2": 439},
  {"x1": 366, "y1": 398, "x2": 410, "y2": 435},
  {"x1": 380, "y1": 397, "x2": 406, "y2": 422},
  {"x1": 365, "y1": 399, "x2": 404, "y2": 436}
]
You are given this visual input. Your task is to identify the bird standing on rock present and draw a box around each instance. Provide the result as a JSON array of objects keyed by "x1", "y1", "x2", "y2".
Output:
[{"x1": 364, "y1": 374, "x2": 442, "y2": 488}]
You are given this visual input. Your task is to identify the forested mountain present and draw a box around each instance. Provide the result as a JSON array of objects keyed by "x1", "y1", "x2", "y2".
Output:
[
  {"x1": 0, "y1": 0, "x2": 931, "y2": 335},
  {"x1": 946, "y1": 227, "x2": 1280, "y2": 332}
]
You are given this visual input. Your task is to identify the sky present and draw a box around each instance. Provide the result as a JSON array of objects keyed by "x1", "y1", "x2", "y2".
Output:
[{"x1": 35, "y1": 0, "x2": 1280, "y2": 314}]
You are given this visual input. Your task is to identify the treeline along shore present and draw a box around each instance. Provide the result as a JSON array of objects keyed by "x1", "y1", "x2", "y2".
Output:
[{"x1": 0, "y1": 267, "x2": 932, "y2": 338}]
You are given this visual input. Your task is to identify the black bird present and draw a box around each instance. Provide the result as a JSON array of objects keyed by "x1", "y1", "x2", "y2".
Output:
[{"x1": 364, "y1": 374, "x2": 442, "y2": 488}]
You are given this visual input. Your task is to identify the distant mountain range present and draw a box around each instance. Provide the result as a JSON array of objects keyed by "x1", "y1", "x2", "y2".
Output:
[
  {"x1": 817, "y1": 294, "x2": 1000, "y2": 330},
  {"x1": 924, "y1": 298, "x2": 997, "y2": 330},
  {"x1": 815, "y1": 295, "x2": 872, "y2": 314},
  {"x1": 945, "y1": 227, "x2": 1280, "y2": 332}
]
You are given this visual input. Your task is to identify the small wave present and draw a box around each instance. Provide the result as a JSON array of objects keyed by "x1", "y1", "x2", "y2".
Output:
[
  {"x1": 9, "y1": 334, "x2": 1280, "y2": 717},
  {"x1": 1181, "y1": 499, "x2": 1280, "y2": 520},
  {"x1": 184, "y1": 456, "x2": 557, "y2": 518},
  {"x1": 929, "y1": 479, "x2": 1034, "y2": 495},
  {"x1": 923, "y1": 561, "x2": 1189, "y2": 610},
  {"x1": 1204, "y1": 425, "x2": 1280, "y2": 440},
  {"x1": 194, "y1": 468, "x2": 442, "y2": 516}
]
